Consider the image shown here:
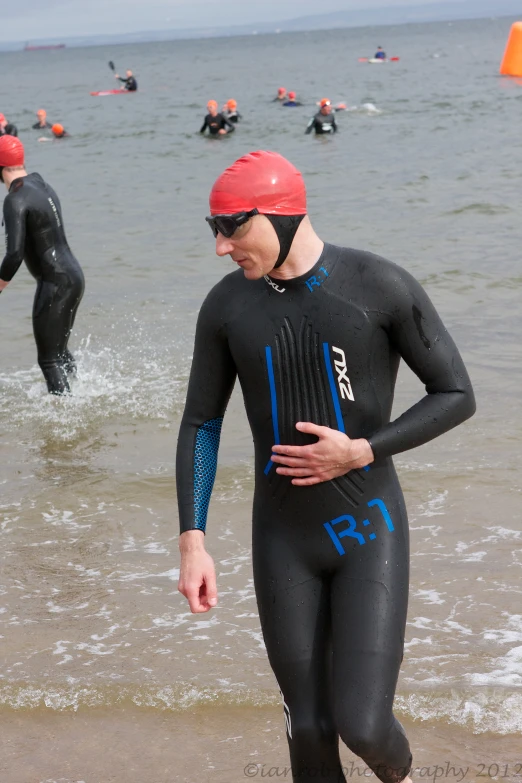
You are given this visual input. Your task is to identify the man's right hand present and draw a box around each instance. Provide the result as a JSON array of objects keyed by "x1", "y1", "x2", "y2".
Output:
[{"x1": 178, "y1": 530, "x2": 218, "y2": 613}]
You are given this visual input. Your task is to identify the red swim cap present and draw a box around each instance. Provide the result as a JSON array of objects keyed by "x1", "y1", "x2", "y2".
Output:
[
  {"x1": 288, "y1": 91, "x2": 296, "y2": 100},
  {"x1": 52, "y1": 123, "x2": 64, "y2": 137},
  {"x1": 0, "y1": 135, "x2": 24, "y2": 167},
  {"x1": 278, "y1": 87, "x2": 286, "y2": 95},
  {"x1": 209, "y1": 150, "x2": 307, "y2": 216}
]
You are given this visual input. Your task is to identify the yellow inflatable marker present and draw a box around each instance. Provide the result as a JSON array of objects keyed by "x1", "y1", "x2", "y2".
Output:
[{"x1": 500, "y1": 22, "x2": 522, "y2": 76}]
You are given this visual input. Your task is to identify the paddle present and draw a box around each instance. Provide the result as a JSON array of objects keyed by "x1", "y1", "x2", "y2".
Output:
[{"x1": 108, "y1": 60, "x2": 116, "y2": 72}]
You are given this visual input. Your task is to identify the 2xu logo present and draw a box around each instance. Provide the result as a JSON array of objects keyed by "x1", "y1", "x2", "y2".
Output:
[
  {"x1": 324, "y1": 498, "x2": 395, "y2": 556},
  {"x1": 332, "y1": 346, "x2": 354, "y2": 401}
]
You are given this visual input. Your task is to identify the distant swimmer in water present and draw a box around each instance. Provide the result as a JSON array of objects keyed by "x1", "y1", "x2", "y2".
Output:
[
  {"x1": 222, "y1": 99, "x2": 242, "y2": 124},
  {"x1": 0, "y1": 113, "x2": 18, "y2": 137},
  {"x1": 282, "y1": 91, "x2": 303, "y2": 107},
  {"x1": 273, "y1": 87, "x2": 287, "y2": 102},
  {"x1": 33, "y1": 109, "x2": 52, "y2": 130},
  {"x1": 0, "y1": 136, "x2": 85, "y2": 395},
  {"x1": 374, "y1": 46, "x2": 387, "y2": 60},
  {"x1": 114, "y1": 69, "x2": 138, "y2": 91},
  {"x1": 200, "y1": 100, "x2": 235, "y2": 136},
  {"x1": 38, "y1": 124, "x2": 70, "y2": 143},
  {"x1": 51, "y1": 124, "x2": 69, "y2": 138},
  {"x1": 305, "y1": 98, "x2": 338, "y2": 135}
]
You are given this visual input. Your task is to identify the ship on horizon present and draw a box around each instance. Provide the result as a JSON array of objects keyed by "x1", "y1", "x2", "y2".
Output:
[{"x1": 24, "y1": 43, "x2": 66, "y2": 51}]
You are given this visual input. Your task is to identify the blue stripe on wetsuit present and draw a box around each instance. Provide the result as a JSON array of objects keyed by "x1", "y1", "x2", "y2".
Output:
[
  {"x1": 193, "y1": 417, "x2": 223, "y2": 531},
  {"x1": 264, "y1": 346, "x2": 280, "y2": 475},
  {"x1": 322, "y1": 343, "x2": 346, "y2": 434}
]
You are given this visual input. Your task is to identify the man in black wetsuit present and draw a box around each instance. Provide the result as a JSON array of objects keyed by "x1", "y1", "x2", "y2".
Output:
[
  {"x1": 305, "y1": 98, "x2": 337, "y2": 135},
  {"x1": 114, "y1": 69, "x2": 138, "y2": 91},
  {"x1": 200, "y1": 100, "x2": 235, "y2": 136},
  {"x1": 176, "y1": 151, "x2": 476, "y2": 783},
  {"x1": 33, "y1": 109, "x2": 52, "y2": 129},
  {"x1": 0, "y1": 114, "x2": 18, "y2": 137},
  {"x1": 0, "y1": 136, "x2": 84, "y2": 395}
]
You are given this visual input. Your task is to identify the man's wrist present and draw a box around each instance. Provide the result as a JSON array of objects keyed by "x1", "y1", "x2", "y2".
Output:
[{"x1": 179, "y1": 529, "x2": 206, "y2": 553}]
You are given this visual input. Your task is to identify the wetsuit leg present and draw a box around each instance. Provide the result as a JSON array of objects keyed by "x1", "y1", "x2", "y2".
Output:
[
  {"x1": 330, "y1": 500, "x2": 412, "y2": 783},
  {"x1": 253, "y1": 533, "x2": 346, "y2": 783},
  {"x1": 33, "y1": 271, "x2": 84, "y2": 394}
]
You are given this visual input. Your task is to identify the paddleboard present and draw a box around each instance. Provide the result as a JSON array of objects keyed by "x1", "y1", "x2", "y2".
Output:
[{"x1": 90, "y1": 89, "x2": 136, "y2": 96}]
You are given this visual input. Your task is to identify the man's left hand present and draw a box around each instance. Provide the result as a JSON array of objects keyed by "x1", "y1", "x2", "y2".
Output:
[{"x1": 271, "y1": 422, "x2": 374, "y2": 486}]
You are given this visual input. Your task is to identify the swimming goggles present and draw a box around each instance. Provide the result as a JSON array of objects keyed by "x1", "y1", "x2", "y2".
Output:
[{"x1": 205, "y1": 208, "x2": 259, "y2": 238}]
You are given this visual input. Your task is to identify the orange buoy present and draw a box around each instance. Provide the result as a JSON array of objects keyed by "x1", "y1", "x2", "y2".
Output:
[{"x1": 500, "y1": 22, "x2": 522, "y2": 76}]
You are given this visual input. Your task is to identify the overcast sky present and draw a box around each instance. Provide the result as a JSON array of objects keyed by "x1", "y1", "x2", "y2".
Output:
[{"x1": 2, "y1": 0, "x2": 458, "y2": 42}]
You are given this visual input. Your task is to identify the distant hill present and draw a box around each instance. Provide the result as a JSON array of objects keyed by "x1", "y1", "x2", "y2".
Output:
[{"x1": 0, "y1": 0, "x2": 520, "y2": 50}]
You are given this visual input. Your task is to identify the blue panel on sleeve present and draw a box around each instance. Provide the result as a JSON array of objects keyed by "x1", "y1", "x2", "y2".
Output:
[{"x1": 193, "y1": 417, "x2": 223, "y2": 532}]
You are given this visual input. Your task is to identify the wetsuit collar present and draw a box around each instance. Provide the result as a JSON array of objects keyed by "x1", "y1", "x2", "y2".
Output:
[{"x1": 263, "y1": 243, "x2": 337, "y2": 294}]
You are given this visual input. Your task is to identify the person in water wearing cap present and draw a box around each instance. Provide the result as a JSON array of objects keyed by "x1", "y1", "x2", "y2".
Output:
[
  {"x1": 200, "y1": 101, "x2": 235, "y2": 136},
  {"x1": 176, "y1": 150, "x2": 475, "y2": 783},
  {"x1": 282, "y1": 91, "x2": 303, "y2": 107},
  {"x1": 222, "y1": 99, "x2": 242, "y2": 124},
  {"x1": 374, "y1": 46, "x2": 387, "y2": 60},
  {"x1": 273, "y1": 87, "x2": 287, "y2": 102},
  {"x1": 305, "y1": 99, "x2": 338, "y2": 134},
  {"x1": 114, "y1": 69, "x2": 138, "y2": 91},
  {"x1": 0, "y1": 136, "x2": 85, "y2": 395},
  {"x1": 51, "y1": 124, "x2": 69, "y2": 139},
  {"x1": 0, "y1": 114, "x2": 18, "y2": 137},
  {"x1": 32, "y1": 109, "x2": 52, "y2": 130}
]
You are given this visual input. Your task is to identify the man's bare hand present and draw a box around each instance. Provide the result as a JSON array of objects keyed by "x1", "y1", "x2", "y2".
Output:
[
  {"x1": 178, "y1": 530, "x2": 218, "y2": 613},
  {"x1": 271, "y1": 422, "x2": 374, "y2": 486}
]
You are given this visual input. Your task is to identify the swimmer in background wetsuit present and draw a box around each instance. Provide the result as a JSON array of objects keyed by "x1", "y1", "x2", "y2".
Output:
[
  {"x1": 222, "y1": 99, "x2": 242, "y2": 124},
  {"x1": 33, "y1": 109, "x2": 52, "y2": 130},
  {"x1": 374, "y1": 46, "x2": 387, "y2": 59},
  {"x1": 115, "y1": 69, "x2": 138, "y2": 91},
  {"x1": 273, "y1": 87, "x2": 287, "y2": 102},
  {"x1": 176, "y1": 150, "x2": 475, "y2": 783},
  {"x1": 0, "y1": 114, "x2": 18, "y2": 137},
  {"x1": 305, "y1": 98, "x2": 337, "y2": 134},
  {"x1": 282, "y1": 91, "x2": 303, "y2": 107},
  {"x1": 0, "y1": 136, "x2": 85, "y2": 394},
  {"x1": 200, "y1": 100, "x2": 235, "y2": 136}
]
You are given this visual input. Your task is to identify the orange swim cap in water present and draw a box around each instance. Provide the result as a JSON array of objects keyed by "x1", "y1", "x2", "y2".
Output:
[
  {"x1": 207, "y1": 99, "x2": 218, "y2": 110},
  {"x1": 0, "y1": 135, "x2": 24, "y2": 167},
  {"x1": 0, "y1": 114, "x2": 6, "y2": 123},
  {"x1": 52, "y1": 123, "x2": 64, "y2": 137},
  {"x1": 320, "y1": 98, "x2": 331, "y2": 107},
  {"x1": 227, "y1": 99, "x2": 237, "y2": 110},
  {"x1": 37, "y1": 108, "x2": 47, "y2": 117}
]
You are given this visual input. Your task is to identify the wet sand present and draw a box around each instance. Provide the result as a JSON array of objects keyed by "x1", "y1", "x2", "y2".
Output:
[{"x1": 2, "y1": 706, "x2": 522, "y2": 783}]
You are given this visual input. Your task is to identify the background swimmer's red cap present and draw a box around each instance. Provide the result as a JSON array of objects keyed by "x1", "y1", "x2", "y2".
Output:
[
  {"x1": 0, "y1": 135, "x2": 24, "y2": 167},
  {"x1": 37, "y1": 108, "x2": 46, "y2": 117},
  {"x1": 207, "y1": 99, "x2": 218, "y2": 108},
  {"x1": 288, "y1": 91, "x2": 296, "y2": 99},
  {"x1": 209, "y1": 150, "x2": 307, "y2": 216},
  {"x1": 278, "y1": 87, "x2": 286, "y2": 94},
  {"x1": 0, "y1": 114, "x2": 5, "y2": 123},
  {"x1": 52, "y1": 123, "x2": 64, "y2": 136}
]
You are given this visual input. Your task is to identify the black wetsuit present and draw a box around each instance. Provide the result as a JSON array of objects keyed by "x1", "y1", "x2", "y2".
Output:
[
  {"x1": 118, "y1": 76, "x2": 138, "y2": 91},
  {"x1": 0, "y1": 173, "x2": 85, "y2": 394},
  {"x1": 305, "y1": 111, "x2": 337, "y2": 135},
  {"x1": 176, "y1": 244, "x2": 475, "y2": 783},
  {"x1": 222, "y1": 110, "x2": 242, "y2": 124},
  {"x1": 32, "y1": 121, "x2": 52, "y2": 130},
  {"x1": 1, "y1": 124, "x2": 18, "y2": 137},
  {"x1": 200, "y1": 113, "x2": 235, "y2": 135}
]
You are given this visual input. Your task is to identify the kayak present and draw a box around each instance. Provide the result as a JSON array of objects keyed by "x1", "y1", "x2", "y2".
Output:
[
  {"x1": 90, "y1": 89, "x2": 136, "y2": 96},
  {"x1": 359, "y1": 57, "x2": 400, "y2": 63}
]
